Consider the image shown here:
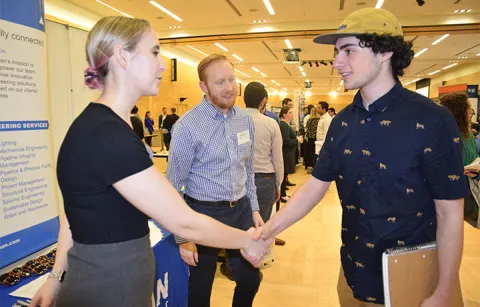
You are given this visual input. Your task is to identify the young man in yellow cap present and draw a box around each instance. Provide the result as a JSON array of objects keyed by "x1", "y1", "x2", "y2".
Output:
[{"x1": 255, "y1": 8, "x2": 467, "y2": 307}]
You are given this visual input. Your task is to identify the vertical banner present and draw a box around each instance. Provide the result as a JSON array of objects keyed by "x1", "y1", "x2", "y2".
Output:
[
  {"x1": 0, "y1": 0, "x2": 59, "y2": 268},
  {"x1": 467, "y1": 85, "x2": 479, "y2": 123}
]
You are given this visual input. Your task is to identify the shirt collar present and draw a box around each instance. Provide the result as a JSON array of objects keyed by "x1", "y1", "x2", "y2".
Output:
[
  {"x1": 200, "y1": 95, "x2": 236, "y2": 119},
  {"x1": 352, "y1": 82, "x2": 404, "y2": 113}
]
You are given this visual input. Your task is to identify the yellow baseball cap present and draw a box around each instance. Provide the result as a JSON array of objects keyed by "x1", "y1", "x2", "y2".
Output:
[{"x1": 313, "y1": 8, "x2": 403, "y2": 45}]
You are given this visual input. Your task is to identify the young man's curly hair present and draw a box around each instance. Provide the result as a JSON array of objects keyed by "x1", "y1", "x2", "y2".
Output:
[{"x1": 356, "y1": 34, "x2": 415, "y2": 77}]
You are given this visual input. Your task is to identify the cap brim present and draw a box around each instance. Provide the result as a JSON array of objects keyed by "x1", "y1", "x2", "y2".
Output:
[{"x1": 313, "y1": 32, "x2": 365, "y2": 45}]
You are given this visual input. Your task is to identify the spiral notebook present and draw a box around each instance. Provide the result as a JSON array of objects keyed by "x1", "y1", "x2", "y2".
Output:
[{"x1": 382, "y1": 242, "x2": 464, "y2": 307}]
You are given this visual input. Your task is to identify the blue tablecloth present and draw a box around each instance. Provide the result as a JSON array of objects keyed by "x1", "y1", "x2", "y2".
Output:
[{"x1": 0, "y1": 227, "x2": 188, "y2": 307}]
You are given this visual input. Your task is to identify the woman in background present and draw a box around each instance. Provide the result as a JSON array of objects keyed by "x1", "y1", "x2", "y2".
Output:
[
  {"x1": 144, "y1": 111, "x2": 155, "y2": 146},
  {"x1": 304, "y1": 107, "x2": 320, "y2": 173},
  {"x1": 30, "y1": 16, "x2": 268, "y2": 307},
  {"x1": 279, "y1": 106, "x2": 298, "y2": 203},
  {"x1": 440, "y1": 92, "x2": 479, "y2": 224}
]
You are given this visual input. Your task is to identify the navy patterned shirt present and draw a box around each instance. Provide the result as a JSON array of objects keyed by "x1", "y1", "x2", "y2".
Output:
[{"x1": 312, "y1": 82, "x2": 469, "y2": 304}]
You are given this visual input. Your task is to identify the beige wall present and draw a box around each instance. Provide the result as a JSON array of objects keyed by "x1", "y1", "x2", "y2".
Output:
[
  {"x1": 430, "y1": 63, "x2": 480, "y2": 98},
  {"x1": 135, "y1": 56, "x2": 246, "y2": 121},
  {"x1": 302, "y1": 94, "x2": 356, "y2": 113}
]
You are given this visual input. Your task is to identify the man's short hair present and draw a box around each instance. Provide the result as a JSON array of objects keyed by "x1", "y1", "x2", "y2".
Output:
[
  {"x1": 328, "y1": 107, "x2": 336, "y2": 115},
  {"x1": 162, "y1": 107, "x2": 167, "y2": 111},
  {"x1": 171, "y1": 107, "x2": 176, "y2": 113},
  {"x1": 282, "y1": 98, "x2": 292, "y2": 106},
  {"x1": 197, "y1": 54, "x2": 233, "y2": 82},
  {"x1": 319, "y1": 101, "x2": 329, "y2": 111},
  {"x1": 307, "y1": 104, "x2": 315, "y2": 113},
  {"x1": 131, "y1": 106, "x2": 138, "y2": 114},
  {"x1": 244, "y1": 82, "x2": 267, "y2": 109}
]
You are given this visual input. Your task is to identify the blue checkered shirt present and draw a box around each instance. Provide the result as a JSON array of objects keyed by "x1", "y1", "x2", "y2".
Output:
[{"x1": 167, "y1": 97, "x2": 259, "y2": 216}]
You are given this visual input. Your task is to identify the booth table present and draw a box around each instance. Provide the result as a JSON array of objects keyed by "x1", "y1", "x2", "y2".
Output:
[{"x1": 0, "y1": 223, "x2": 188, "y2": 307}]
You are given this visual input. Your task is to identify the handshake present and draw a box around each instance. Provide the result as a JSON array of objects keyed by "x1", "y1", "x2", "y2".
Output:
[
  {"x1": 179, "y1": 223, "x2": 275, "y2": 268},
  {"x1": 240, "y1": 224, "x2": 274, "y2": 268}
]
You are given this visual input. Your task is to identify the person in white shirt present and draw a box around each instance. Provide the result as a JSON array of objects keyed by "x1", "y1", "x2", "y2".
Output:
[{"x1": 316, "y1": 101, "x2": 332, "y2": 151}]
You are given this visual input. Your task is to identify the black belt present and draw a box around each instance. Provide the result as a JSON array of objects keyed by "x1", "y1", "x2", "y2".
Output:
[
  {"x1": 255, "y1": 173, "x2": 275, "y2": 178},
  {"x1": 185, "y1": 195, "x2": 244, "y2": 208}
]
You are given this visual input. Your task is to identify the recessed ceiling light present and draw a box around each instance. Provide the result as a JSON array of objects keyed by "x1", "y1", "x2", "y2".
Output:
[
  {"x1": 302, "y1": 72, "x2": 307, "y2": 77},
  {"x1": 460, "y1": 9, "x2": 466, "y2": 13},
  {"x1": 285, "y1": 39, "x2": 293, "y2": 49},
  {"x1": 414, "y1": 48, "x2": 428, "y2": 58},
  {"x1": 252, "y1": 67, "x2": 260, "y2": 72},
  {"x1": 305, "y1": 91, "x2": 312, "y2": 97},
  {"x1": 477, "y1": 52, "x2": 480, "y2": 56},
  {"x1": 95, "y1": 0, "x2": 133, "y2": 18},
  {"x1": 467, "y1": 9, "x2": 472, "y2": 12},
  {"x1": 442, "y1": 63, "x2": 458, "y2": 70},
  {"x1": 299, "y1": 66, "x2": 304, "y2": 72},
  {"x1": 431, "y1": 34, "x2": 449, "y2": 45},
  {"x1": 283, "y1": 88, "x2": 287, "y2": 91},
  {"x1": 149, "y1": 1, "x2": 183, "y2": 22},
  {"x1": 232, "y1": 54, "x2": 244, "y2": 62},
  {"x1": 329, "y1": 91, "x2": 338, "y2": 97},
  {"x1": 340, "y1": 80, "x2": 344, "y2": 85},
  {"x1": 214, "y1": 43, "x2": 229, "y2": 52},
  {"x1": 263, "y1": 0, "x2": 276, "y2": 15},
  {"x1": 375, "y1": 0, "x2": 384, "y2": 9},
  {"x1": 260, "y1": 72, "x2": 267, "y2": 77},
  {"x1": 428, "y1": 70, "x2": 441, "y2": 76},
  {"x1": 186, "y1": 45, "x2": 208, "y2": 56},
  {"x1": 337, "y1": 87, "x2": 341, "y2": 90},
  {"x1": 306, "y1": 79, "x2": 310, "y2": 82},
  {"x1": 453, "y1": 9, "x2": 459, "y2": 13},
  {"x1": 235, "y1": 69, "x2": 251, "y2": 78}
]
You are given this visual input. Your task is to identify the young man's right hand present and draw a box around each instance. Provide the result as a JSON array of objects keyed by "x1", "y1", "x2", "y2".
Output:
[{"x1": 179, "y1": 242, "x2": 199, "y2": 266}]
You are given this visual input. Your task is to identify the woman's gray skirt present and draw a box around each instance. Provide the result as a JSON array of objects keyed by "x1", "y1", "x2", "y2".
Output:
[{"x1": 56, "y1": 234, "x2": 155, "y2": 307}]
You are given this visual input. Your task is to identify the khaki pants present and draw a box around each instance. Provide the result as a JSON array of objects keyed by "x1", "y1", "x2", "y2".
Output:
[{"x1": 337, "y1": 268, "x2": 384, "y2": 307}]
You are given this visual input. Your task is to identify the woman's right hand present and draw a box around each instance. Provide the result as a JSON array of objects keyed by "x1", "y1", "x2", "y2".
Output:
[{"x1": 29, "y1": 278, "x2": 61, "y2": 307}]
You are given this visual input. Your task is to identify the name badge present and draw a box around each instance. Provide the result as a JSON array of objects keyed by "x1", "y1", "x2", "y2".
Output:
[{"x1": 237, "y1": 130, "x2": 250, "y2": 145}]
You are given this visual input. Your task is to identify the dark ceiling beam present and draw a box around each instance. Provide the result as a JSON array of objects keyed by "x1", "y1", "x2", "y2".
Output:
[{"x1": 158, "y1": 23, "x2": 480, "y2": 45}]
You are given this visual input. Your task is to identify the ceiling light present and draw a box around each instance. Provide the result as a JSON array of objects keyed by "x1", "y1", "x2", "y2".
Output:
[
  {"x1": 283, "y1": 88, "x2": 287, "y2": 91},
  {"x1": 235, "y1": 69, "x2": 251, "y2": 78},
  {"x1": 375, "y1": 0, "x2": 384, "y2": 9},
  {"x1": 252, "y1": 68, "x2": 261, "y2": 73},
  {"x1": 214, "y1": 43, "x2": 229, "y2": 52},
  {"x1": 299, "y1": 66, "x2": 304, "y2": 72},
  {"x1": 263, "y1": 0, "x2": 276, "y2": 15},
  {"x1": 95, "y1": 0, "x2": 133, "y2": 18},
  {"x1": 329, "y1": 91, "x2": 338, "y2": 97},
  {"x1": 414, "y1": 48, "x2": 428, "y2": 58},
  {"x1": 272, "y1": 90, "x2": 278, "y2": 95},
  {"x1": 305, "y1": 91, "x2": 312, "y2": 97},
  {"x1": 280, "y1": 91, "x2": 287, "y2": 96},
  {"x1": 340, "y1": 80, "x2": 344, "y2": 85},
  {"x1": 337, "y1": 87, "x2": 341, "y2": 90},
  {"x1": 232, "y1": 54, "x2": 244, "y2": 62},
  {"x1": 428, "y1": 70, "x2": 441, "y2": 76},
  {"x1": 477, "y1": 52, "x2": 480, "y2": 56},
  {"x1": 453, "y1": 9, "x2": 459, "y2": 13},
  {"x1": 261, "y1": 72, "x2": 267, "y2": 77},
  {"x1": 460, "y1": 9, "x2": 466, "y2": 13},
  {"x1": 467, "y1": 9, "x2": 472, "y2": 12},
  {"x1": 431, "y1": 34, "x2": 449, "y2": 45},
  {"x1": 186, "y1": 45, "x2": 208, "y2": 56},
  {"x1": 271, "y1": 80, "x2": 276, "y2": 83},
  {"x1": 306, "y1": 79, "x2": 310, "y2": 82},
  {"x1": 285, "y1": 39, "x2": 293, "y2": 49},
  {"x1": 302, "y1": 72, "x2": 307, "y2": 77},
  {"x1": 442, "y1": 63, "x2": 458, "y2": 70},
  {"x1": 149, "y1": 1, "x2": 183, "y2": 22}
]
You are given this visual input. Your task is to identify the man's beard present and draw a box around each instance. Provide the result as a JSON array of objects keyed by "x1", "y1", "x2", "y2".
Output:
[{"x1": 209, "y1": 90, "x2": 236, "y2": 110}]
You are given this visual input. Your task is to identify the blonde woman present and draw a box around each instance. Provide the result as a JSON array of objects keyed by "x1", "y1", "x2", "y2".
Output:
[
  {"x1": 305, "y1": 107, "x2": 320, "y2": 171},
  {"x1": 30, "y1": 16, "x2": 268, "y2": 307}
]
